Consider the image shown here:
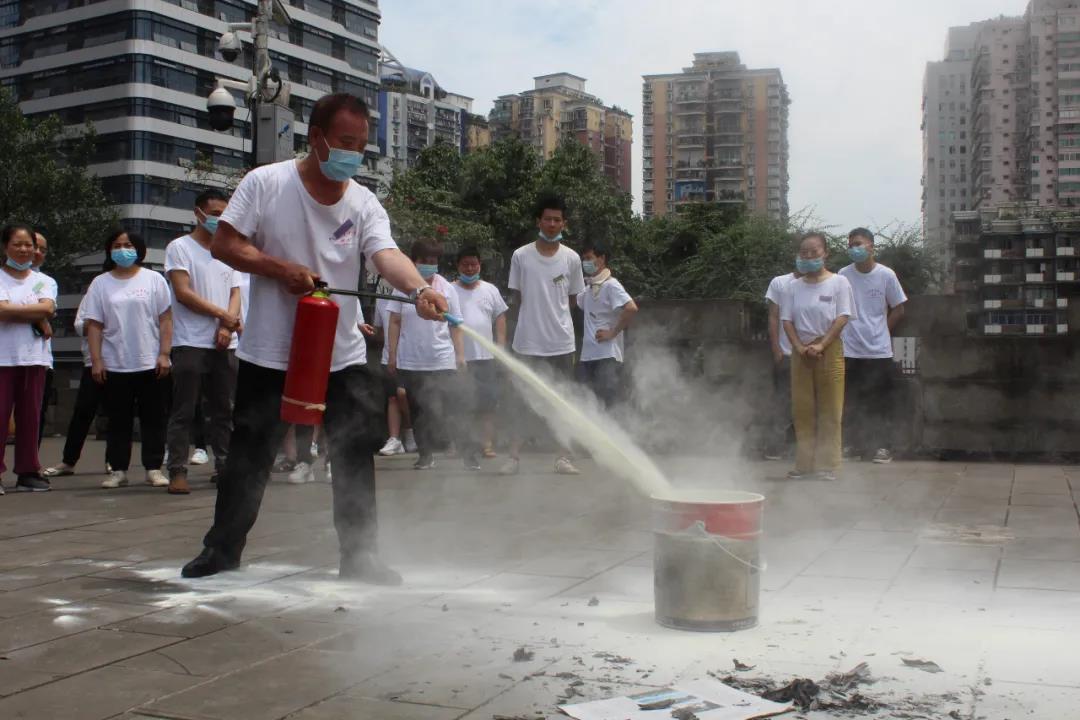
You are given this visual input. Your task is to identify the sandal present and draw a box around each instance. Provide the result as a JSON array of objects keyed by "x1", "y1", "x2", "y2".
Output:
[{"x1": 42, "y1": 464, "x2": 75, "y2": 477}]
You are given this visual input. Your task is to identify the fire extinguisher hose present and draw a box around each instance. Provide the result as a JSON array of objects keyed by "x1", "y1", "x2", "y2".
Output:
[{"x1": 316, "y1": 283, "x2": 462, "y2": 326}]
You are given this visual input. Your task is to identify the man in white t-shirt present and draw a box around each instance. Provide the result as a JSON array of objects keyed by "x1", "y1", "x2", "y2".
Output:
[
  {"x1": 501, "y1": 194, "x2": 586, "y2": 476},
  {"x1": 575, "y1": 244, "x2": 637, "y2": 408},
  {"x1": 839, "y1": 227, "x2": 908, "y2": 465},
  {"x1": 387, "y1": 239, "x2": 466, "y2": 470},
  {"x1": 763, "y1": 269, "x2": 799, "y2": 460},
  {"x1": 453, "y1": 246, "x2": 508, "y2": 462},
  {"x1": 164, "y1": 188, "x2": 242, "y2": 495},
  {"x1": 181, "y1": 93, "x2": 450, "y2": 583}
]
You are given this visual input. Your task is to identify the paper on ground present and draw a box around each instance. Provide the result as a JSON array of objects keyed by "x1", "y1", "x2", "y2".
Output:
[{"x1": 559, "y1": 678, "x2": 793, "y2": 720}]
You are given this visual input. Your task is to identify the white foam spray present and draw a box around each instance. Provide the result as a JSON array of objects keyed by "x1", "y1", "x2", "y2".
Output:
[{"x1": 456, "y1": 324, "x2": 672, "y2": 497}]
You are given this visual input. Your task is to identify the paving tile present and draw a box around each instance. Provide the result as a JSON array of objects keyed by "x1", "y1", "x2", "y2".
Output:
[
  {"x1": 104, "y1": 603, "x2": 243, "y2": 639},
  {"x1": 0, "y1": 665, "x2": 62, "y2": 698},
  {"x1": 933, "y1": 507, "x2": 1008, "y2": 525},
  {"x1": 984, "y1": 626, "x2": 1080, "y2": 686},
  {"x1": 990, "y1": 588, "x2": 1080, "y2": 631},
  {"x1": 0, "y1": 665, "x2": 201, "y2": 720},
  {"x1": 799, "y1": 548, "x2": 912, "y2": 580},
  {"x1": 0, "y1": 600, "x2": 155, "y2": 654},
  {"x1": 2, "y1": 628, "x2": 181, "y2": 675},
  {"x1": 1006, "y1": 506, "x2": 1080, "y2": 538},
  {"x1": 290, "y1": 694, "x2": 461, "y2": 720},
  {"x1": 830, "y1": 529, "x2": 918, "y2": 551},
  {"x1": 142, "y1": 648, "x2": 376, "y2": 720},
  {"x1": 1010, "y1": 492, "x2": 1073, "y2": 507},
  {"x1": 905, "y1": 544, "x2": 1001, "y2": 571},
  {"x1": 889, "y1": 566, "x2": 996, "y2": 606},
  {"x1": 975, "y1": 682, "x2": 1080, "y2": 719},
  {"x1": 998, "y1": 557, "x2": 1080, "y2": 592},
  {"x1": 1003, "y1": 536, "x2": 1080, "y2": 561},
  {"x1": 512, "y1": 549, "x2": 640, "y2": 579}
]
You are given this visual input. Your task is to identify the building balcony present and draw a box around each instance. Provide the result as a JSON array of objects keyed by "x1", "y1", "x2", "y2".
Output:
[
  {"x1": 1057, "y1": 245, "x2": 1079, "y2": 256},
  {"x1": 1057, "y1": 271, "x2": 1080, "y2": 282}
]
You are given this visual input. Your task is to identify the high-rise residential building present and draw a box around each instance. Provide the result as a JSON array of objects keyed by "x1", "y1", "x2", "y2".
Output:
[
  {"x1": 0, "y1": 0, "x2": 384, "y2": 249},
  {"x1": 922, "y1": 24, "x2": 983, "y2": 292},
  {"x1": 378, "y1": 62, "x2": 487, "y2": 172},
  {"x1": 489, "y1": 73, "x2": 633, "y2": 194},
  {"x1": 641, "y1": 52, "x2": 789, "y2": 221}
]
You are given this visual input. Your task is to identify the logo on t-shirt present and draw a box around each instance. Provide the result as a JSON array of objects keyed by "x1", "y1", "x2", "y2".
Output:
[
  {"x1": 127, "y1": 288, "x2": 151, "y2": 300},
  {"x1": 330, "y1": 219, "x2": 358, "y2": 248},
  {"x1": 819, "y1": 295, "x2": 833, "y2": 303},
  {"x1": 552, "y1": 274, "x2": 567, "y2": 288}
]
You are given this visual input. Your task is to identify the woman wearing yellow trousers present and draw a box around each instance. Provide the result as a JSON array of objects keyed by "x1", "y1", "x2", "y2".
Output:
[{"x1": 780, "y1": 233, "x2": 856, "y2": 480}]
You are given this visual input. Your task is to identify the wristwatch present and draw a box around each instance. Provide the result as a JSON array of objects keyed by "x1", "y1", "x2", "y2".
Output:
[{"x1": 409, "y1": 284, "x2": 433, "y2": 302}]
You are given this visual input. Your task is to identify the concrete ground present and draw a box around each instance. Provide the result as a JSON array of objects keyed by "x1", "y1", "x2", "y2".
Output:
[{"x1": 0, "y1": 439, "x2": 1078, "y2": 719}]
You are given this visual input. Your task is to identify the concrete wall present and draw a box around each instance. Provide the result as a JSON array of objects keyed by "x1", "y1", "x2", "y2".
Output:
[{"x1": 628, "y1": 295, "x2": 1080, "y2": 457}]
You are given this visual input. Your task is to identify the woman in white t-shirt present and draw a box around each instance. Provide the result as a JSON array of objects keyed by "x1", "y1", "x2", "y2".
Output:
[
  {"x1": 779, "y1": 232, "x2": 856, "y2": 480},
  {"x1": 83, "y1": 231, "x2": 173, "y2": 490},
  {"x1": 387, "y1": 238, "x2": 466, "y2": 470},
  {"x1": 0, "y1": 224, "x2": 57, "y2": 493}
]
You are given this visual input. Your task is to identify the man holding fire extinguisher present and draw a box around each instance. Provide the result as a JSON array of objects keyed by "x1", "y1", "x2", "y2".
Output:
[{"x1": 181, "y1": 93, "x2": 450, "y2": 584}]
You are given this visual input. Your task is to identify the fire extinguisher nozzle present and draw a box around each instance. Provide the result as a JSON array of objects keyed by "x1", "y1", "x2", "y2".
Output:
[{"x1": 442, "y1": 312, "x2": 463, "y2": 327}]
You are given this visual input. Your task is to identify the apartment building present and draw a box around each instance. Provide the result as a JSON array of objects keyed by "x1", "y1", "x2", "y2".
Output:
[
  {"x1": 0, "y1": 0, "x2": 384, "y2": 249},
  {"x1": 923, "y1": 23, "x2": 983, "y2": 292},
  {"x1": 490, "y1": 73, "x2": 632, "y2": 194},
  {"x1": 641, "y1": 52, "x2": 789, "y2": 220}
]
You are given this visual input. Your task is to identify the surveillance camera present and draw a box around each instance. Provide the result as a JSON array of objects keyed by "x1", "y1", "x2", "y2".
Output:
[
  {"x1": 207, "y1": 87, "x2": 237, "y2": 132},
  {"x1": 218, "y1": 31, "x2": 242, "y2": 63}
]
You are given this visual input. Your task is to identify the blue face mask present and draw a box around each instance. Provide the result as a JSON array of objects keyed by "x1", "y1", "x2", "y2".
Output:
[
  {"x1": 539, "y1": 231, "x2": 563, "y2": 244},
  {"x1": 318, "y1": 137, "x2": 362, "y2": 182},
  {"x1": 458, "y1": 272, "x2": 480, "y2": 284},
  {"x1": 200, "y1": 213, "x2": 220, "y2": 235},
  {"x1": 5, "y1": 256, "x2": 33, "y2": 271},
  {"x1": 796, "y1": 256, "x2": 824, "y2": 274},
  {"x1": 111, "y1": 248, "x2": 139, "y2": 268},
  {"x1": 582, "y1": 260, "x2": 597, "y2": 276},
  {"x1": 847, "y1": 245, "x2": 870, "y2": 263},
  {"x1": 417, "y1": 263, "x2": 438, "y2": 279}
]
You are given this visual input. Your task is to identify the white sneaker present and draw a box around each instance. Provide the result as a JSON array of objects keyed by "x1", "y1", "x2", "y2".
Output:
[
  {"x1": 146, "y1": 469, "x2": 169, "y2": 487},
  {"x1": 102, "y1": 470, "x2": 128, "y2": 489},
  {"x1": 403, "y1": 429, "x2": 418, "y2": 453},
  {"x1": 310, "y1": 442, "x2": 320, "y2": 458},
  {"x1": 287, "y1": 461, "x2": 314, "y2": 484},
  {"x1": 325, "y1": 461, "x2": 332, "y2": 483},
  {"x1": 190, "y1": 448, "x2": 209, "y2": 465},
  {"x1": 499, "y1": 458, "x2": 520, "y2": 476},
  {"x1": 554, "y1": 457, "x2": 581, "y2": 475},
  {"x1": 378, "y1": 437, "x2": 405, "y2": 456}
]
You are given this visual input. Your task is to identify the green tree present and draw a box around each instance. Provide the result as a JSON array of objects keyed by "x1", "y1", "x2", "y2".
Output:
[{"x1": 0, "y1": 88, "x2": 119, "y2": 285}]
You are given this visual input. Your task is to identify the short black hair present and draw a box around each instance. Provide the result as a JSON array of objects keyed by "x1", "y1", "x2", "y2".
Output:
[
  {"x1": 409, "y1": 238, "x2": 442, "y2": 262},
  {"x1": 195, "y1": 188, "x2": 229, "y2": 210},
  {"x1": 582, "y1": 243, "x2": 609, "y2": 262},
  {"x1": 799, "y1": 231, "x2": 828, "y2": 252},
  {"x1": 1, "y1": 223, "x2": 35, "y2": 248},
  {"x1": 848, "y1": 227, "x2": 874, "y2": 244},
  {"x1": 309, "y1": 93, "x2": 370, "y2": 133},
  {"x1": 102, "y1": 229, "x2": 147, "y2": 270},
  {"x1": 533, "y1": 193, "x2": 567, "y2": 220},
  {"x1": 456, "y1": 245, "x2": 481, "y2": 264}
]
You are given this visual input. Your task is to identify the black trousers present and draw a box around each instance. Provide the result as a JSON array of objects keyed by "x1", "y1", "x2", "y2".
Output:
[
  {"x1": 766, "y1": 356, "x2": 794, "y2": 455},
  {"x1": 578, "y1": 358, "x2": 622, "y2": 409},
  {"x1": 397, "y1": 368, "x2": 473, "y2": 458},
  {"x1": 104, "y1": 370, "x2": 168, "y2": 472},
  {"x1": 166, "y1": 346, "x2": 237, "y2": 476},
  {"x1": 202, "y1": 360, "x2": 386, "y2": 564},
  {"x1": 61, "y1": 366, "x2": 103, "y2": 467},
  {"x1": 843, "y1": 357, "x2": 896, "y2": 455},
  {"x1": 506, "y1": 352, "x2": 575, "y2": 455}
]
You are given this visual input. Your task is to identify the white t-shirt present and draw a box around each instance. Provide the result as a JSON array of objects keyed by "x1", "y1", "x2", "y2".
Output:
[
  {"x1": 0, "y1": 269, "x2": 57, "y2": 367},
  {"x1": 779, "y1": 273, "x2": 857, "y2": 346},
  {"x1": 389, "y1": 274, "x2": 461, "y2": 372},
  {"x1": 165, "y1": 234, "x2": 240, "y2": 350},
  {"x1": 373, "y1": 296, "x2": 393, "y2": 366},
  {"x1": 765, "y1": 273, "x2": 796, "y2": 357},
  {"x1": 453, "y1": 280, "x2": 508, "y2": 362},
  {"x1": 237, "y1": 272, "x2": 251, "y2": 324},
  {"x1": 220, "y1": 160, "x2": 399, "y2": 371},
  {"x1": 82, "y1": 268, "x2": 171, "y2": 372},
  {"x1": 73, "y1": 298, "x2": 91, "y2": 367},
  {"x1": 838, "y1": 263, "x2": 908, "y2": 359},
  {"x1": 576, "y1": 277, "x2": 633, "y2": 363},
  {"x1": 508, "y1": 242, "x2": 585, "y2": 356}
]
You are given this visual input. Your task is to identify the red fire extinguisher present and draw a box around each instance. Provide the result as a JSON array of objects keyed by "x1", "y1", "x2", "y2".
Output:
[{"x1": 281, "y1": 289, "x2": 339, "y2": 425}]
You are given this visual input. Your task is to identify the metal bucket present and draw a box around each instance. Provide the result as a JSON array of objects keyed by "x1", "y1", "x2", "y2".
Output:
[{"x1": 653, "y1": 490, "x2": 764, "y2": 632}]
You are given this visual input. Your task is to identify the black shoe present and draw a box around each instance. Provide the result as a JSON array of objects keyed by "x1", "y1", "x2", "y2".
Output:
[
  {"x1": 464, "y1": 453, "x2": 481, "y2": 472},
  {"x1": 414, "y1": 454, "x2": 435, "y2": 470},
  {"x1": 339, "y1": 552, "x2": 403, "y2": 586},
  {"x1": 209, "y1": 473, "x2": 219, "y2": 485},
  {"x1": 15, "y1": 474, "x2": 51, "y2": 492},
  {"x1": 181, "y1": 547, "x2": 239, "y2": 578}
]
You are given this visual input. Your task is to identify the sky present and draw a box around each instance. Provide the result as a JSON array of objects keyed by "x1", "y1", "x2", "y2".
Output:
[{"x1": 380, "y1": 0, "x2": 1023, "y2": 231}]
